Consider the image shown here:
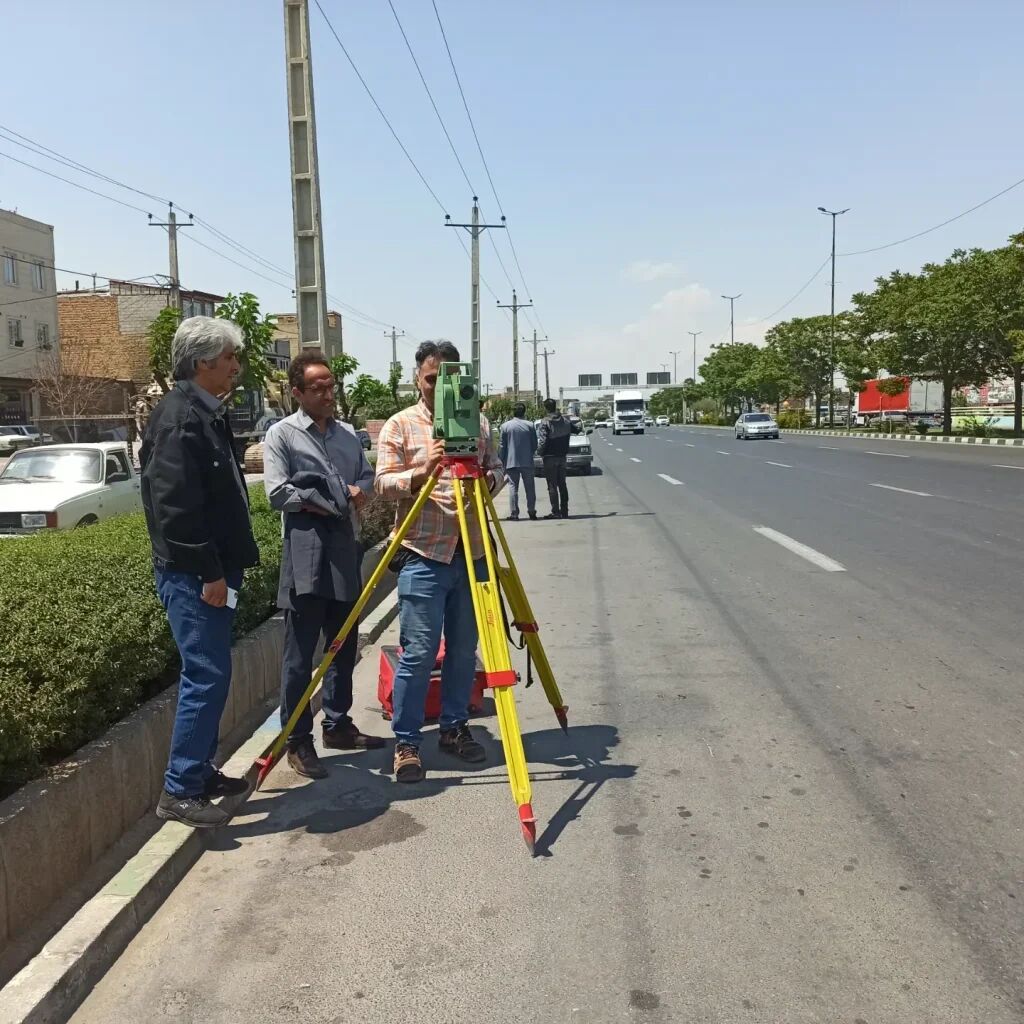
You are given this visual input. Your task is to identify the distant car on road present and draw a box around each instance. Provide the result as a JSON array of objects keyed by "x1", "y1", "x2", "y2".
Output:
[
  {"x1": 0, "y1": 442, "x2": 142, "y2": 535},
  {"x1": 9, "y1": 424, "x2": 52, "y2": 444},
  {"x1": 0, "y1": 426, "x2": 36, "y2": 456},
  {"x1": 735, "y1": 412, "x2": 780, "y2": 440},
  {"x1": 655, "y1": 415, "x2": 670, "y2": 427},
  {"x1": 594, "y1": 419, "x2": 611, "y2": 430},
  {"x1": 644, "y1": 417, "x2": 654, "y2": 427}
]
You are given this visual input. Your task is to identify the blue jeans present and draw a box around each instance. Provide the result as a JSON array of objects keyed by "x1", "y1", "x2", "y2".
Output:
[
  {"x1": 506, "y1": 467, "x2": 536, "y2": 517},
  {"x1": 391, "y1": 553, "x2": 484, "y2": 747},
  {"x1": 156, "y1": 569, "x2": 242, "y2": 797}
]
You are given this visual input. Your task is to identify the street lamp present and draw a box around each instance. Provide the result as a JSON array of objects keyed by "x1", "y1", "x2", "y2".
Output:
[
  {"x1": 688, "y1": 330, "x2": 702, "y2": 381},
  {"x1": 669, "y1": 350, "x2": 681, "y2": 383},
  {"x1": 818, "y1": 206, "x2": 849, "y2": 427},
  {"x1": 721, "y1": 294, "x2": 741, "y2": 345}
]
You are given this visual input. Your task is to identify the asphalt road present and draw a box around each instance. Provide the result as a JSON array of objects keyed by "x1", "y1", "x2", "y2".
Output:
[{"x1": 72, "y1": 429, "x2": 1024, "y2": 1024}]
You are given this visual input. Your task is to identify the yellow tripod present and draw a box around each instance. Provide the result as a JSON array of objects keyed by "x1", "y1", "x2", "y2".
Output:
[{"x1": 248, "y1": 456, "x2": 568, "y2": 853}]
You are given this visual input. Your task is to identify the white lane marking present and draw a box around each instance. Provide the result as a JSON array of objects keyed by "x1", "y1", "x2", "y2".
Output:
[
  {"x1": 753, "y1": 527, "x2": 846, "y2": 572},
  {"x1": 685, "y1": 443, "x2": 696, "y2": 447},
  {"x1": 767, "y1": 439, "x2": 787, "y2": 444},
  {"x1": 819, "y1": 446, "x2": 841, "y2": 450},
  {"x1": 716, "y1": 450, "x2": 731, "y2": 456},
  {"x1": 630, "y1": 457, "x2": 642, "y2": 463},
  {"x1": 765, "y1": 461, "x2": 792, "y2": 468},
  {"x1": 992, "y1": 464, "x2": 1024, "y2": 470},
  {"x1": 865, "y1": 450, "x2": 909, "y2": 458},
  {"x1": 658, "y1": 474, "x2": 684, "y2": 485},
  {"x1": 870, "y1": 483, "x2": 932, "y2": 497},
  {"x1": 616, "y1": 447, "x2": 623, "y2": 452}
]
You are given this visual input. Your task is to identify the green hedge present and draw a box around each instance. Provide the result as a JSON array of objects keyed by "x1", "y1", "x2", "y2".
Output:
[{"x1": 0, "y1": 486, "x2": 394, "y2": 796}]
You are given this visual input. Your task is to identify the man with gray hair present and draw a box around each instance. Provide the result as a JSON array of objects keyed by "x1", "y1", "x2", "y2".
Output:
[{"x1": 141, "y1": 315, "x2": 259, "y2": 829}]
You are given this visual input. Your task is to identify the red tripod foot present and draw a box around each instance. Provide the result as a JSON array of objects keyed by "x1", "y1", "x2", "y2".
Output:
[
  {"x1": 253, "y1": 754, "x2": 277, "y2": 790},
  {"x1": 519, "y1": 802, "x2": 537, "y2": 854},
  {"x1": 555, "y1": 705, "x2": 569, "y2": 734}
]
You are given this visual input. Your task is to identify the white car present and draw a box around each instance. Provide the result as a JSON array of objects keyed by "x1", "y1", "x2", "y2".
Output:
[
  {"x1": 0, "y1": 443, "x2": 141, "y2": 535},
  {"x1": 0, "y1": 426, "x2": 36, "y2": 456},
  {"x1": 655, "y1": 415, "x2": 670, "y2": 427}
]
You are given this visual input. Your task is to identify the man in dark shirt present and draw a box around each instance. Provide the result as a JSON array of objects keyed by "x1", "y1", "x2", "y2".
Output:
[
  {"x1": 536, "y1": 399, "x2": 576, "y2": 519},
  {"x1": 263, "y1": 351, "x2": 383, "y2": 781},
  {"x1": 141, "y1": 316, "x2": 259, "y2": 829}
]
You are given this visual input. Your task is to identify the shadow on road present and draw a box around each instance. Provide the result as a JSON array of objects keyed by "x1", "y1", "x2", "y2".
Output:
[{"x1": 214, "y1": 724, "x2": 633, "y2": 857}]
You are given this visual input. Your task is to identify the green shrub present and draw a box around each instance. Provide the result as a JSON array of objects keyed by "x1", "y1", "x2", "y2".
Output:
[
  {"x1": 0, "y1": 486, "x2": 281, "y2": 795},
  {"x1": 914, "y1": 420, "x2": 930, "y2": 435}
]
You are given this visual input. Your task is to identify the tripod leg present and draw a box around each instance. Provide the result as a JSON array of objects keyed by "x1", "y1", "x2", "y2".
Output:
[
  {"x1": 481, "y1": 483, "x2": 569, "y2": 732},
  {"x1": 453, "y1": 476, "x2": 536, "y2": 852},
  {"x1": 249, "y1": 470, "x2": 441, "y2": 789}
]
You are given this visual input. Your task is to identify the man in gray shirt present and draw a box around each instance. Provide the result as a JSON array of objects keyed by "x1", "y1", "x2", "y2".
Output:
[
  {"x1": 499, "y1": 402, "x2": 538, "y2": 521},
  {"x1": 263, "y1": 351, "x2": 383, "y2": 780}
]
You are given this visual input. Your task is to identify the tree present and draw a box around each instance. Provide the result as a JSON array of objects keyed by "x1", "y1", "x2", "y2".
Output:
[
  {"x1": 146, "y1": 306, "x2": 182, "y2": 392},
  {"x1": 34, "y1": 343, "x2": 114, "y2": 439},
  {"x1": 738, "y1": 346, "x2": 796, "y2": 413},
  {"x1": 835, "y1": 325, "x2": 877, "y2": 430},
  {"x1": 215, "y1": 292, "x2": 275, "y2": 396},
  {"x1": 647, "y1": 388, "x2": 688, "y2": 422},
  {"x1": 764, "y1": 316, "x2": 832, "y2": 426},
  {"x1": 854, "y1": 253, "x2": 1001, "y2": 436},
  {"x1": 699, "y1": 343, "x2": 762, "y2": 416},
  {"x1": 329, "y1": 352, "x2": 359, "y2": 421}
]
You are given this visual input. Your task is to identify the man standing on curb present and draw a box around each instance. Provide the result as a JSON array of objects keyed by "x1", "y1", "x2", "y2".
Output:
[
  {"x1": 375, "y1": 340, "x2": 504, "y2": 783},
  {"x1": 536, "y1": 398, "x2": 576, "y2": 519},
  {"x1": 263, "y1": 350, "x2": 383, "y2": 781},
  {"x1": 141, "y1": 316, "x2": 258, "y2": 829},
  {"x1": 499, "y1": 402, "x2": 538, "y2": 521}
]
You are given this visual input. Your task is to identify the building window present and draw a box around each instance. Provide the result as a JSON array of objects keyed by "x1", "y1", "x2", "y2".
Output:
[
  {"x1": 2, "y1": 253, "x2": 16, "y2": 286},
  {"x1": 8, "y1": 318, "x2": 23, "y2": 348},
  {"x1": 36, "y1": 322, "x2": 50, "y2": 349},
  {"x1": 32, "y1": 261, "x2": 45, "y2": 291}
]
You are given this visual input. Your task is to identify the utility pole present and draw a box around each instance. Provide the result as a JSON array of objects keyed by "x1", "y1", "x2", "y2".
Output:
[
  {"x1": 523, "y1": 329, "x2": 542, "y2": 404},
  {"x1": 721, "y1": 293, "x2": 741, "y2": 345},
  {"x1": 497, "y1": 289, "x2": 532, "y2": 402},
  {"x1": 284, "y1": 0, "x2": 330, "y2": 350},
  {"x1": 688, "y1": 330, "x2": 702, "y2": 381},
  {"x1": 669, "y1": 350, "x2": 681, "y2": 383},
  {"x1": 540, "y1": 346, "x2": 555, "y2": 400},
  {"x1": 386, "y1": 326, "x2": 405, "y2": 378},
  {"x1": 818, "y1": 206, "x2": 849, "y2": 427},
  {"x1": 445, "y1": 197, "x2": 505, "y2": 384},
  {"x1": 148, "y1": 202, "x2": 193, "y2": 311}
]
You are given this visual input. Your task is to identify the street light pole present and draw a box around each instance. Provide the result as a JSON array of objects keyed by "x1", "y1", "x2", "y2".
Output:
[
  {"x1": 818, "y1": 206, "x2": 849, "y2": 427},
  {"x1": 688, "y1": 330, "x2": 702, "y2": 381},
  {"x1": 721, "y1": 294, "x2": 741, "y2": 345},
  {"x1": 669, "y1": 350, "x2": 681, "y2": 383}
]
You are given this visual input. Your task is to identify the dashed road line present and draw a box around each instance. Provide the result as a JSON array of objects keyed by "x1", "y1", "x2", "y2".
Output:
[
  {"x1": 630, "y1": 457, "x2": 642, "y2": 463},
  {"x1": 991, "y1": 464, "x2": 1024, "y2": 470},
  {"x1": 866, "y1": 451, "x2": 910, "y2": 458},
  {"x1": 753, "y1": 527, "x2": 846, "y2": 572},
  {"x1": 819, "y1": 446, "x2": 841, "y2": 450},
  {"x1": 615, "y1": 448, "x2": 623, "y2": 452},
  {"x1": 765, "y1": 461, "x2": 792, "y2": 468},
  {"x1": 657, "y1": 474, "x2": 684, "y2": 485},
  {"x1": 870, "y1": 483, "x2": 932, "y2": 497},
  {"x1": 716, "y1": 450, "x2": 731, "y2": 456},
  {"x1": 685, "y1": 443, "x2": 696, "y2": 447}
]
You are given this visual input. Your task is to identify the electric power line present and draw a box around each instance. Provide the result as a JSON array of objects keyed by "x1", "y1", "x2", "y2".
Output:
[{"x1": 838, "y1": 173, "x2": 1024, "y2": 257}]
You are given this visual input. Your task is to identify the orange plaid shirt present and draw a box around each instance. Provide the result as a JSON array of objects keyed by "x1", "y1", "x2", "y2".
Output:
[{"x1": 374, "y1": 399, "x2": 504, "y2": 563}]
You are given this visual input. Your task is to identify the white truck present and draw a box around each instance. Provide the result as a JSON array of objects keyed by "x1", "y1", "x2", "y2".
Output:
[{"x1": 612, "y1": 390, "x2": 645, "y2": 435}]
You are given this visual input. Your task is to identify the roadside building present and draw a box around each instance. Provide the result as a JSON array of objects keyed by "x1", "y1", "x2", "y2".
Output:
[
  {"x1": 0, "y1": 208, "x2": 58, "y2": 424},
  {"x1": 271, "y1": 309, "x2": 344, "y2": 360}
]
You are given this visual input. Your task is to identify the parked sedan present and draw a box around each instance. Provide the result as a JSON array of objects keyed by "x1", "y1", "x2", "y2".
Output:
[
  {"x1": 532, "y1": 423, "x2": 593, "y2": 475},
  {"x1": 735, "y1": 412, "x2": 780, "y2": 439},
  {"x1": 0, "y1": 442, "x2": 141, "y2": 535},
  {"x1": 0, "y1": 426, "x2": 36, "y2": 456}
]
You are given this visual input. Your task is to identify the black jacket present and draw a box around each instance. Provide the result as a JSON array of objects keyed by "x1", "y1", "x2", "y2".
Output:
[
  {"x1": 140, "y1": 383, "x2": 259, "y2": 582},
  {"x1": 537, "y1": 412, "x2": 574, "y2": 458}
]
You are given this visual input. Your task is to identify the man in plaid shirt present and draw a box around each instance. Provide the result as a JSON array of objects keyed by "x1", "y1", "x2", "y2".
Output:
[{"x1": 375, "y1": 340, "x2": 504, "y2": 782}]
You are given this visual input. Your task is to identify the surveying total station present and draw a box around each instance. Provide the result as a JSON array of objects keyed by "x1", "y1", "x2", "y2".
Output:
[{"x1": 248, "y1": 363, "x2": 569, "y2": 853}]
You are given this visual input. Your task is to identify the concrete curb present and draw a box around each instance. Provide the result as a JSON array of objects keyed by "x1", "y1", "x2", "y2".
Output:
[
  {"x1": 680, "y1": 424, "x2": 1024, "y2": 446},
  {"x1": 0, "y1": 591, "x2": 399, "y2": 1024}
]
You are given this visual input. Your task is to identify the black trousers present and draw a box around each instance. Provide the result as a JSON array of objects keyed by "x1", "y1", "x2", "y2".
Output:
[
  {"x1": 280, "y1": 593, "x2": 358, "y2": 747},
  {"x1": 544, "y1": 456, "x2": 568, "y2": 514}
]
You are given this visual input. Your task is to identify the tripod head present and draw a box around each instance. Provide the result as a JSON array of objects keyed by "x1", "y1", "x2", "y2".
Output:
[{"x1": 433, "y1": 362, "x2": 480, "y2": 456}]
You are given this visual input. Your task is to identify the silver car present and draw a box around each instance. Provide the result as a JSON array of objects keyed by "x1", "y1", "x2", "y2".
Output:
[{"x1": 735, "y1": 412, "x2": 780, "y2": 440}]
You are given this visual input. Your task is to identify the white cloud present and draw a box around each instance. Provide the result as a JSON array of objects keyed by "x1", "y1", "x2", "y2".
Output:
[
  {"x1": 649, "y1": 283, "x2": 713, "y2": 316},
  {"x1": 621, "y1": 259, "x2": 687, "y2": 283}
]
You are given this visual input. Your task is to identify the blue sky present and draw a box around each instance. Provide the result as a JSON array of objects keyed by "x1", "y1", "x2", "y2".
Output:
[{"x1": 4, "y1": 0, "x2": 1023, "y2": 391}]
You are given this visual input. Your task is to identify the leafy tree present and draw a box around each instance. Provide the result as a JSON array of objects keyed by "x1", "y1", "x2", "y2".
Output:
[
  {"x1": 854, "y1": 254, "x2": 1001, "y2": 435},
  {"x1": 329, "y1": 352, "x2": 359, "y2": 421},
  {"x1": 764, "y1": 316, "x2": 832, "y2": 427},
  {"x1": 647, "y1": 388, "x2": 688, "y2": 422},
  {"x1": 739, "y1": 345, "x2": 796, "y2": 413},
  {"x1": 215, "y1": 292, "x2": 276, "y2": 397},
  {"x1": 835, "y1": 325, "x2": 877, "y2": 429},
  {"x1": 146, "y1": 306, "x2": 182, "y2": 392},
  {"x1": 699, "y1": 343, "x2": 762, "y2": 416}
]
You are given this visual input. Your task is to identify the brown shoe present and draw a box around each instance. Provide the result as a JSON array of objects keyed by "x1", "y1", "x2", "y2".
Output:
[
  {"x1": 287, "y1": 737, "x2": 327, "y2": 780},
  {"x1": 323, "y1": 723, "x2": 386, "y2": 750},
  {"x1": 394, "y1": 742, "x2": 424, "y2": 783}
]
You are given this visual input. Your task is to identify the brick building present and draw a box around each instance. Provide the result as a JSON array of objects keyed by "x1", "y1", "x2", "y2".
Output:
[
  {"x1": 57, "y1": 280, "x2": 224, "y2": 389},
  {"x1": 271, "y1": 309, "x2": 344, "y2": 361}
]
